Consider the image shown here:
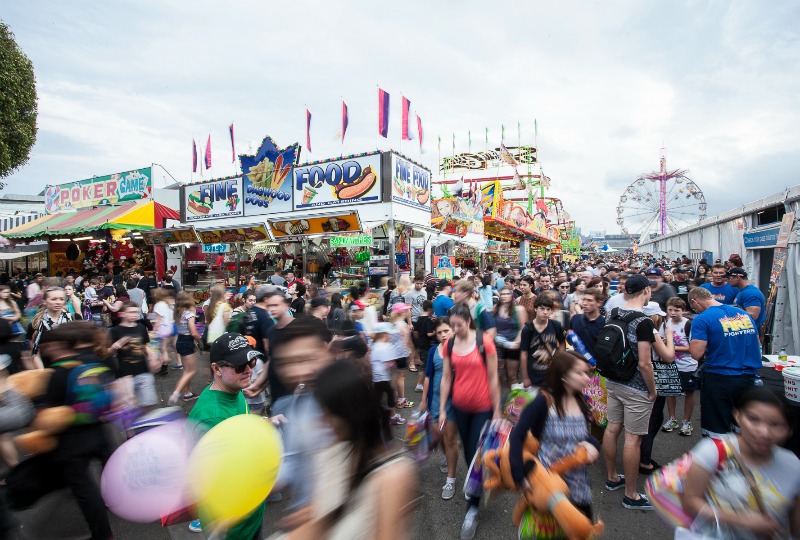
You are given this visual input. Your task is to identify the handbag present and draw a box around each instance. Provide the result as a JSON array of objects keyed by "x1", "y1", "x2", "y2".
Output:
[{"x1": 653, "y1": 360, "x2": 683, "y2": 397}]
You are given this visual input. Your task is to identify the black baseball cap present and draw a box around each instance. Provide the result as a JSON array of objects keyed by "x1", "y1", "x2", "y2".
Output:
[
  {"x1": 645, "y1": 267, "x2": 663, "y2": 277},
  {"x1": 727, "y1": 267, "x2": 748, "y2": 278},
  {"x1": 310, "y1": 296, "x2": 331, "y2": 309},
  {"x1": 625, "y1": 274, "x2": 657, "y2": 294},
  {"x1": 210, "y1": 333, "x2": 263, "y2": 366}
]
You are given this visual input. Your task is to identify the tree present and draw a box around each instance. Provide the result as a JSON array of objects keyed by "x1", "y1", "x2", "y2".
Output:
[{"x1": 0, "y1": 20, "x2": 37, "y2": 180}]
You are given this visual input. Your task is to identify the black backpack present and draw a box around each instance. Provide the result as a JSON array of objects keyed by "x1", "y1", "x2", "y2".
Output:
[
  {"x1": 595, "y1": 308, "x2": 644, "y2": 382},
  {"x1": 446, "y1": 330, "x2": 486, "y2": 364}
]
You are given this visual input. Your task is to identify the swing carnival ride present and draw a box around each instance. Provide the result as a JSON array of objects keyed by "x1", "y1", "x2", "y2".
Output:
[{"x1": 616, "y1": 150, "x2": 707, "y2": 244}]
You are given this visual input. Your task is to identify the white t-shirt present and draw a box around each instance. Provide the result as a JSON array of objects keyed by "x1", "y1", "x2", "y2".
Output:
[
  {"x1": 660, "y1": 317, "x2": 696, "y2": 372},
  {"x1": 153, "y1": 301, "x2": 174, "y2": 331},
  {"x1": 691, "y1": 436, "x2": 800, "y2": 540},
  {"x1": 26, "y1": 282, "x2": 41, "y2": 300},
  {"x1": 604, "y1": 293, "x2": 628, "y2": 319},
  {"x1": 370, "y1": 341, "x2": 393, "y2": 382}
]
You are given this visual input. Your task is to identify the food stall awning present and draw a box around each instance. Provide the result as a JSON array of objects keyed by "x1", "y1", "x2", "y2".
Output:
[
  {"x1": 0, "y1": 245, "x2": 49, "y2": 260},
  {"x1": 483, "y1": 216, "x2": 554, "y2": 247},
  {"x1": 3, "y1": 201, "x2": 179, "y2": 241}
]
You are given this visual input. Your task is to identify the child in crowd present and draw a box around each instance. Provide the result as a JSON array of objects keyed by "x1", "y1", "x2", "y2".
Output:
[
  {"x1": 661, "y1": 297, "x2": 696, "y2": 436},
  {"x1": 419, "y1": 317, "x2": 459, "y2": 500},
  {"x1": 109, "y1": 302, "x2": 159, "y2": 409},
  {"x1": 389, "y1": 303, "x2": 414, "y2": 409},
  {"x1": 370, "y1": 323, "x2": 404, "y2": 427},
  {"x1": 168, "y1": 292, "x2": 202, "y2": 405},
  {"x1": 412, "y1": 300, "x2": 436, "y2": 393}
]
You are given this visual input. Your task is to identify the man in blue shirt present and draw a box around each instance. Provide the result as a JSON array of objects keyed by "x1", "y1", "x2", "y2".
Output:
[
  {"x1": 700, "y1": 263, "x2": 738, "y2": 304},
  {"x1": 727, "y1": 267, "x2": 766, "y2": 329},
  {"x1": 688, "y1": 287, "x2": 761, "y2": 437},
  {"x1": 432, "y1": 279, "x2": 454, "y2": 317}
]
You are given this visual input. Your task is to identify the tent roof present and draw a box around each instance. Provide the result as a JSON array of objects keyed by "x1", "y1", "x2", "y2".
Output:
[{"x1": 3, "y1": 201, "x2": 179, "y2": 240}]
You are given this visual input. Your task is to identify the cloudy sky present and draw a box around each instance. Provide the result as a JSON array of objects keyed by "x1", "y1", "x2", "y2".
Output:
[{"x1": 3, "y1": 0, "x2": 799, "y2": 232}]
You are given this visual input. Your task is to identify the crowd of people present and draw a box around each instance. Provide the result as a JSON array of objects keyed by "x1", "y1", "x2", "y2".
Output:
[{"x1": 0, "y1": 250, "x2": 797, "y2": 540}]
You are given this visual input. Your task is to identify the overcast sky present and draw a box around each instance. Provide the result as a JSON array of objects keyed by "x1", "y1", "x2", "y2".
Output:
[{"x1": 3, "y1": 0, "x2": 799, "y2": 232}]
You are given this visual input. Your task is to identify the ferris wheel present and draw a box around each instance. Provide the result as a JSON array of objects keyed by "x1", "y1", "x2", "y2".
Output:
[{"x1": 616, "y1": 152, "x2": 707, "y2": 244}]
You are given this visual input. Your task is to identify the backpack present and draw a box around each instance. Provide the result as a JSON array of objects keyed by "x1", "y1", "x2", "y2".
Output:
[
  {"x1": 446, "y1": 330, "x2": 486, "y2": 365},
  {"x1": 52, "y1": 361, "x2": 115, "y2": 425},
  {"x1": 594, "y1": 308, "x2": 644, "y2": 382}
]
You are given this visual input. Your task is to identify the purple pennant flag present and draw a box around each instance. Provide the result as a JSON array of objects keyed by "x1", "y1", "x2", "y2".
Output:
[{"x1": 378, "y1": 88, "x2": 390, "y2": 138}]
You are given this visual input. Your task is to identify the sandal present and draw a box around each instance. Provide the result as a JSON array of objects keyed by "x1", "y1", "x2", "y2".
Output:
[{"x1": 408, "y1": 365, "x2": 418, "y2": 372}]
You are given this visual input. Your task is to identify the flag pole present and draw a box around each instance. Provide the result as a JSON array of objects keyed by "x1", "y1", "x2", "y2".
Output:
[
  {"x1": 375, "y1": 84, "x2": 379, "y2": 152},
  {"x1": 399, "y1": 91, "x2": 403, "y2": 155},
  {"x1": 340, "y1": 95, "x2": 344, "y2": 159}
]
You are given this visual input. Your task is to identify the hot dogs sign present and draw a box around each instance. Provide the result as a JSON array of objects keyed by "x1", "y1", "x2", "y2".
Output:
[
  {"x1": 293, "y1": 154, "x2": 382, "y2": 210},
  {"x1": 184, "y1": 177, "x2": 244, "y2": 222},
  {"x1": 391, "y1": 154, "x2": 431, "y2": 210}
]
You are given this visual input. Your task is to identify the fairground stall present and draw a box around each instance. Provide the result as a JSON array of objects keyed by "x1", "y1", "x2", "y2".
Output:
[
  {"x1": 3, "y1": 167, "x2": 179, "y2": 277},
  {"x1": 175, "y1": 136, "x2": 435, "y2": 293},
  {"x1": 432, "y1": 144, "x2": 569, "y2": 269}
]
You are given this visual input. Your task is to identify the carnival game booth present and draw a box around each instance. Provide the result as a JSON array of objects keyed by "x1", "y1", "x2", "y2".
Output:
[
  {"x1": 3, "y1": 167, "x2": 179, "y2": 276},
  {"x1": 177, "y1": 136, "x2": 434, "y2": 290}
]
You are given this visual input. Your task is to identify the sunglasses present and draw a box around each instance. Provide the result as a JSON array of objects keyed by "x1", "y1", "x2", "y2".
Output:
[{"x1": 215, "y1": 358, "x2": 257, "y2": 374}]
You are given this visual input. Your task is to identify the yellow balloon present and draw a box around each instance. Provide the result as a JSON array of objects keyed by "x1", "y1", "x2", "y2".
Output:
[{"x1": 189, "y1": 414, "x2": 282, "y2": 527}]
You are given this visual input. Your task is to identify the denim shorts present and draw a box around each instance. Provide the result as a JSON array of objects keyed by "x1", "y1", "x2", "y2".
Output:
[{"x1": 176, "y1": 334, "x2": 196, "y2": 356}]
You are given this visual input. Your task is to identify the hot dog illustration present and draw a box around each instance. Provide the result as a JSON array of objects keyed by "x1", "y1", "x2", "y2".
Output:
[{"x1": 334, "y1": 166, "x2": 377, "y2": 200}]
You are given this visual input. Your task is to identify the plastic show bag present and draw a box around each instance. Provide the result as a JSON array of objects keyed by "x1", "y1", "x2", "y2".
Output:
[
  {"x1": 503, "y1": 387, "x2": 538, "y2": 426},
  {"x1": 464, "y1": 419, "x2": 512, "y2": 499},
  {"x1": 653, "y1": 360, "x2": 683, "y2": 397},
  {"x1": 645, "y1": 437, "x2": 728, "y2": 529},
  {"x1": 404, "y1": 411, "x2": 432, "y2": 463}
]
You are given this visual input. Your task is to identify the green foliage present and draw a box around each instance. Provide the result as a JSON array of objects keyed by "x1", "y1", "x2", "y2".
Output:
[{"x1": 0, "y1": 20, "x2": 38, "y2": 180}]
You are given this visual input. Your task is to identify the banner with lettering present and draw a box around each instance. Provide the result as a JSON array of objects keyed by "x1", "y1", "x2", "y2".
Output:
[
  {"x1": 293, "y1": 154, "x2": 381, "y2": 210},
  {"x1": 183, "y1": 177, "x2": 244, "y2": 221},
  {"x1": 390, "y1": 153, "x2": 431, "y2": 210},
  {"x1": 44, "y1": 167, "x2": 152, "y2": 214}
]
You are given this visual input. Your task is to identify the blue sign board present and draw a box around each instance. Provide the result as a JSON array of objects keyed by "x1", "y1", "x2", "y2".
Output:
[{"x1": 743, "y1": 226, "x2": 780, "y2": 249}]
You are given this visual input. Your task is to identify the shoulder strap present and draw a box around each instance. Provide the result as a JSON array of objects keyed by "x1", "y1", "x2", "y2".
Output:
[
  {"x1": 711, "y1": 437, "x2": 728, "y2": 471},
  {"x1": 476, "y1": 330, "x2": 485, "y2": 364},
  {"x1": 620, "y1": 310, "x2": 643, "y2": 323},
  {"x1": 445, "y1": 336, "x2": 455, "y2": 360},
  {"x1": 684, "y1": 318, "x2": 692, "y2": 336}
]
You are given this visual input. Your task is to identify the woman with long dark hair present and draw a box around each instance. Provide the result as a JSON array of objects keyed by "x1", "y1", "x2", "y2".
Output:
[
  {"x1": 492, "y1": 286, "x2": 526, "y2": 387},
  {"x1": 327, "y1": 293, "x2": 346, "y2": 333},
  {"x1": 438, "y1": 303, "x2": 501, "y2": 539},
  {"x1": 508, "y1": 351, "x2": 600, "y2": 518},
  {"x1": 277, "y1": 361, "x2": 416, "y2": 539}
]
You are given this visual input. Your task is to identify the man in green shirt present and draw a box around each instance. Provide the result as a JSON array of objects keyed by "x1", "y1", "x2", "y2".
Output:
[{"x1": 188, "y1": 332, "x2": 264, "y2": 539}]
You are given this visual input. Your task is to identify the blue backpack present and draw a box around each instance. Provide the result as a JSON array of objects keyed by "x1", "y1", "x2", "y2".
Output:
[{"x1": 52, "y1": 361, "x2": 115, "y2": 425}]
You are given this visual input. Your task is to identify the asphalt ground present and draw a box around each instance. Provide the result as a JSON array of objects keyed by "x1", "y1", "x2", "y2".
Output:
[{"x1": 8, "y1": 348, "x2": 701, "y2": 539}]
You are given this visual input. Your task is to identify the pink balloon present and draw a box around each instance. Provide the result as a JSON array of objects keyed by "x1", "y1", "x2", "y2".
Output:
[{"x1": 101, "y1": 419, "x2": 191, "y2": 522}]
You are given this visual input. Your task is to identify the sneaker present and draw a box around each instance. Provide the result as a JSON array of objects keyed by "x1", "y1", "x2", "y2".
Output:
[
  {"x1": 396, "y1": 399, "x2": 407, "y2": 408},
  {"x1": 389, "y1": 414, "x2": 406, "y2": 426},
  {"x1": 189, "y1": 519, "x2": 202, "y2": 533},
  {"x1": 442, "y1": 482, "x2": 455, "y2": 500},
  {"x1": 604, "y1": 474, "x2": 625, "y2": 491},
  {"x1": 182, "y1": 392, "x2": 199, "y2": 402},
  {"x1": 167, "y1": 393, "x2": 180, "y2": 406},
  {"x1": 680, "y1": 421, "x2": 693, "y2": 436},
  {"x1": 403, "y1": 400, "x2": 415, "y2": 408},
  {"x1": 661, "y1": 417, "x2": 679, "y2": 432},
  {"x1": 622, "y1": 493, "x2": 654, "y2": 510},
  {"x1": 460, "y1": 506, "x2": 479, "y2": 540},
  {"x1": 169, "y1": 364, "x2": 184, "y2": 370},
  {"x1": 439, "y1": 457, "x2": 448, "y2": 474},
  {"x1": 415, "y1": 383, "x2": 424, "y2": 392}
]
